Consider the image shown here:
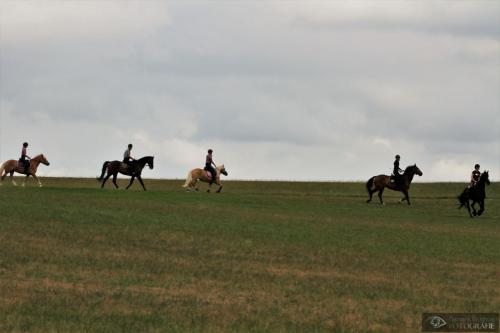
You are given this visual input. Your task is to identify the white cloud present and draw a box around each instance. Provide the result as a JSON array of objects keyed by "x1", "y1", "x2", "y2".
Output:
[
  {"x1": 0, "y1": 1, "x2": 498, "y2": 181},
  {"x1": 0, "y1": 1, "x2": 170, "y2": 44}
]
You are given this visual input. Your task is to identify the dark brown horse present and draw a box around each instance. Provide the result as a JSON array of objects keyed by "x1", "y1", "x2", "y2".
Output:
[
  {"x1": 366, "y1": 164, "x2": 423, "y2": 205},
  {"x1": 98, "y1": 156, "x2": 154, "y2": 191}
]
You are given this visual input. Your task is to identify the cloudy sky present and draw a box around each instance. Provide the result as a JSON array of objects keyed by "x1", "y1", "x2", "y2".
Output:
[{"x1": 0, "y1": 1, "x2": 498, "y2": 181}]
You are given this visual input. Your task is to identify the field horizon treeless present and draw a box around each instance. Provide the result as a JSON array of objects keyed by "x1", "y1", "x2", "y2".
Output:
[{"x1": 0, "y1": 178, "x2": 498, "y2": 332}]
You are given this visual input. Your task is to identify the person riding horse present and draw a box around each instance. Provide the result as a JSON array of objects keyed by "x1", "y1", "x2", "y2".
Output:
[
  {"x1": 123, "y1": 144, "x2": 137, "y2": 175},
  {"x1": 470, "y1": 164, "x2": 481, "y2": 188},
  {"x1": 392, "y1": 154, "x2": 403, "y2": 188},
  {"x1": 205, "y1": 149, "x2": 217, "y2": 184},
  {"x1": 19, "y1": 142, "x2": 31, "y2": 174}
]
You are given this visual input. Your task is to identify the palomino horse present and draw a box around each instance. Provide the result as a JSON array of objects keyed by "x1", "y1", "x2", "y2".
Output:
[
  {"x1": 98, "y1": 156, "x2": 154, "y2": 191},
  {"x1": 366, "y1": 164, "x2": 423, "y2": 205},
  {"x1": 0, "y1": 154, "x2": 50, "y2": 187},
  {"x1": 458, "y1": 171, "x2": 490, "y2": 217},
  {"x1": 183, "y1": 165, "x2": 228, "y2": 192}
]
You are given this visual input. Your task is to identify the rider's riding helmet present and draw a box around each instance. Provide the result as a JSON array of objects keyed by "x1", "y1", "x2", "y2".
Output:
[
  {"x1": 395, "y1": 154, "x2": 400, "y2": 159},
  {"x1": 128, "y1": 144, "x2": 133, "y2": 149},
  {"x1": 23, "y1": 142, "x2": 28, "y2": 147},
  {"x1": 208, "y1": 149, "x2": 213, "y2": 154},
  {"x1": 475, "y1": 164, "x2": 480, "y2": 169}
]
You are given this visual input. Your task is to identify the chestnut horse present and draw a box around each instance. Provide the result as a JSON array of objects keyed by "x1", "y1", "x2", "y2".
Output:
[
  {"x1": 0, "y1": 154, "x2": 50, "y2": 187},
  {"x1": 183, "y1": 164, "x2": 228, "y2": 192},
  {"x1": 98, "y1": 156, "x2": 154, "y2": 191},
  {"x1": 366, "y1": 164, "x2": 423, "y2": 205}
]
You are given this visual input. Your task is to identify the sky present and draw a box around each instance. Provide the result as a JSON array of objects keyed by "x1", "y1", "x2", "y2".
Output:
[{"x1": 0, "y1": 0, "x2": 499, "y2": 181}]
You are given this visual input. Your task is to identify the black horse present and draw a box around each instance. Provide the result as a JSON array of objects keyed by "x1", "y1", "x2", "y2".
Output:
[
  {"x1": 458, "y1": 171, "x2": 490, "y2": 217},
  {"x1": 98, "y1": 156, "x2": 154, "y2": 191}
]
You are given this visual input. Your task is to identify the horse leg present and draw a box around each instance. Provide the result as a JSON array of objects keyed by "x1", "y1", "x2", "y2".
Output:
[
  {"x1": 216, "y1": 180, "x2": 223, "y2": 193},
  {"x1": 207, "y1": 182, "x2": 212, "y2": 193},
  {"x1": 101, "y1": 173, "x2": 111, "y2": 188},
  {"x1": 22, "y1": 174, "x2": 29, "y2": 187},
  {"x1": 366, "y1": 190, "x2": 375, "y2": 203},
  {"x1": 470, "y1": 202, "x2": 477, "y2": 216},
  {"x1": 31, "y1": 174, "x2": 42, "y2": 187},
  {"x1": 465, "y1": 200, "x2": 473, "y2": 218},
  {"x1": 126, "y1": 176, "x2": 135, "y2": 189},
  {"x1": 478, "y1": 200, "x2": 485, "y2": 216},
  {"x1": 10, "y1": 171, "x2": 17, "y2": 186},
  {"x1": 378, "y1": 188, "x2": 385, "y2": 205},
  {"x1": 402, "y1": 190, "x2": 411, "y2": 205},
  {"x1": 137, "y1": 175, "x2": 147, "y2": 191},
  {"x1": 112, "y1": 174, "x2": 119, "y2": 189}
]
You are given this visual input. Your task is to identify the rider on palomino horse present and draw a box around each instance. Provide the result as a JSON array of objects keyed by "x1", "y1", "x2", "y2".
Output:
[
  {"x1": 205, "y1": 149, "x2": 217, "y2": 184},
  {"x1": 20, "y1": 142, "x2": 31, "y2": 174}
]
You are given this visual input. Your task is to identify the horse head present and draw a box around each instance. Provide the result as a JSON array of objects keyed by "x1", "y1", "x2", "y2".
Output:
[
  {"x1": 33, "y1": 154, "x2": 50, "y2": 166},
  {"x1": 147, "y1": 156, "x2": 154, "y2": 170},
  {"x1": 413, "y1": 164, "x2": 423, "y2": 177},
  {"x1": 217, "y1": 164, "x2": 228, "y2": 176},
  {"x1": 138, "y1": 156, "x2": 154, "y2": 169},
  {"x1": 481, "y1": 170, "x2": 490, "y2": 185},
  {"x1": 404, "y1": 164, "x2": 423, "y2": 177}
]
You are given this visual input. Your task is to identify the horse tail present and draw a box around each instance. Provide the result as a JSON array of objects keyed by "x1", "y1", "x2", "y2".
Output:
[
  {"x1": 98, "y1": 161, "x2": 109, "y2": 181},
  {"x1": 457, "y1": 188, "x2": 468, "y2": 208},
  {"x1": 366, "y1": 177, "x2": 375, "y2": 193},
  {"x1": 0, "y1": 162, "x2": 6, "y2": 178},
  {"x1": 183, "y1": 170, "x2": 193, "y2": 188}
]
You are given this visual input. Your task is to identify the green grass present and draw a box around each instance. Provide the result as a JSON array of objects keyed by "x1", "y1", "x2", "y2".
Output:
[{"x1": 0, "y1": 178, "x2": 499, "y2": 332}]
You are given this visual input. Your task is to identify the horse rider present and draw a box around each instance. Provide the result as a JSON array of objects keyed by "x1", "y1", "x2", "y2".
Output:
[
  {"x1": 392, "y1": 154, "x2": 403, "y2": 187},
  {"x1": 205, "y1": 149, "x2": 217, "y2": 184},
  {"x1": 123, "y1": 144, "x2": 136, "y2": 175},
  {"x1": 19, "y1": 142, "x2": 31, "y2": 174},
  {"x1": 470, "y1": 164, "x2": 481, "y2": 188}
]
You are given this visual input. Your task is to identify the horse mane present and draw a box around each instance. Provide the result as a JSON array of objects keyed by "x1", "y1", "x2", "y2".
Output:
[
  {"x1": 138, "y1": 156, "x2": 154, "y2": 162},
  {"x1": 404, "y1": 164, "x2": 416, "y2": 173},
  {"x1": 31, "y1": 154, "x2": 44, "y2": 160}
]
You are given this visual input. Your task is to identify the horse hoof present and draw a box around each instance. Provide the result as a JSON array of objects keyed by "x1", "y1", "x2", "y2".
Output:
[{"x1": 207, "y1": 190, "x2": 210, "y2": 193}]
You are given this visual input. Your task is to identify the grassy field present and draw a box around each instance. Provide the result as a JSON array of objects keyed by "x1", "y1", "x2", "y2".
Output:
[{"x1": 0, "y1": 177, "x2": 499, "y2": 332}]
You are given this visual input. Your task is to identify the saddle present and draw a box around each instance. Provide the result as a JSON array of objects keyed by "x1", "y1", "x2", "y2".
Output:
[{"x1": 17, "y1": 160, "x2": 29, "y2": 170}]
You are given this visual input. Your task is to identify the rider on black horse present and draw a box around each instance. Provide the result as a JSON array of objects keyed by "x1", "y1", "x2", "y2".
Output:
[
  {"x1": 19, "y1": 142, "x2": 31, "y2": 174},
  {"x1": 469, "y1": 164, "x2": 481, "y2": 189},
  {"x1": 205, "y1": 149, "x2": 217, "y2": 184},
  {"x1": 123, "y1": 144, "x2": 137, "y2": 175},
  {"x1": 392, "y1": 154, "x2": 403, "y2": 188}
]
